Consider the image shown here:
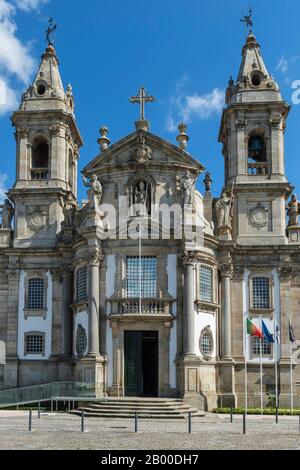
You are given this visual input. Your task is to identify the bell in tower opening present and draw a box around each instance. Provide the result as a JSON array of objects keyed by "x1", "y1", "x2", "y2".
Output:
[{"x1": 248, "y1": 136, "x2": 266, "y2": 163}]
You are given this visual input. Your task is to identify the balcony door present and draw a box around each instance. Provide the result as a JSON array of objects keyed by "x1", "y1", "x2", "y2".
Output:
[{"x1": 124, "y1": 331, "x2": 158, "y2": 397}]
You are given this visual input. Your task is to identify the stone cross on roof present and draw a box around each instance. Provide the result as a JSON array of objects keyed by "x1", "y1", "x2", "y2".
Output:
[{"x1": 130, "y1": 86, "x2": 155, "y2": 121}]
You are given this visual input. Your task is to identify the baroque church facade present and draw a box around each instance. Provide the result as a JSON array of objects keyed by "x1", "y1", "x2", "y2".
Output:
[{"x1": 0, "y1": 32, "x2": 300, "y2": 410}]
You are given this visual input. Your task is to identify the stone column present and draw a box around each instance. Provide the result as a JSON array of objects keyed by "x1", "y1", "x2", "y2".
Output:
[
  {"x1": 51, "y1": 269, "x2": 62, "y2": 356},
  {"x1": 220, "y1": 263, "x2": 233, "y2": 359},
  {"x1": 62, "y1": 270, "x2": 73, "y2": 356},
  {"x1": 183, "y1": 257, "x2": 196, "y2": 356},
  {"x1": 87, "y1": 250, "x2": 102, "y2": 356}
]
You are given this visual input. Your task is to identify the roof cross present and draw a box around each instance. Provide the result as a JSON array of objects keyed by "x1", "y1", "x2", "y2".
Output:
[
  {"x1": 45, "y1": 18, "x2": 57, "y2": 46},
  {"x1": 130, "y1": 86, "x2": 155, "y2": 121},
  {"x1": 240, "y1": 8, "x2": 254, "y2": 32}
]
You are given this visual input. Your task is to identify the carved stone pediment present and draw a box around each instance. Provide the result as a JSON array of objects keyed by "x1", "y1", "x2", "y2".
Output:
[{"x1": 83, "y1": 131, "x2": 204, "y2": 175}]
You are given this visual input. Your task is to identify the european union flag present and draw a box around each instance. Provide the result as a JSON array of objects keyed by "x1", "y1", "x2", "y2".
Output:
[{"x1": 262, "y1": 320, "x2": 274, "y2": 343}]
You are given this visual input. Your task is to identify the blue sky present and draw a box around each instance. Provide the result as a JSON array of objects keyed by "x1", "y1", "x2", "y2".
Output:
[{"x1": 1, "y1": 0, "x2": 300, "y2": 203}]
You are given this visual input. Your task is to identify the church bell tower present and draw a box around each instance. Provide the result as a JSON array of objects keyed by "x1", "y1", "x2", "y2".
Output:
[
  {"x1": 219, "y1": 32, "x2": 293, "y2": 245},
  {"x1": 9, "y1": 41, "x2": 83, "y2": 247}
]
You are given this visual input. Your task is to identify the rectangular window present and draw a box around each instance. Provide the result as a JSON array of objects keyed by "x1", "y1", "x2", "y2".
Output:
[
  {"x1": 28, "y1": 278, "x2": 44, "y2": 310},
  {"x1": 25, "y1": 334, "x2": 44, "y2": 355},
  {"x1": 199, "y1": 266, "x2": 213, "y2": 303},
  {"x1": 252, "y1": 277, "x2": 270, "y2": 310},
  {"x1": 76, "y1": 267, "x2": 88, "y2": 303},
  {"x1": 252, "y1": 337, "x2": 272, "y2": 356},
  {"x1": 126, "y1": 256, "x2": 157, "y2": 298}
]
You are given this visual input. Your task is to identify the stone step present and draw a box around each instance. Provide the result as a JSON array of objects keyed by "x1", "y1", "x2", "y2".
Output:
[
  {"x1": 72, "y1": 398, "x2": 205, "y2": 419},
  {"x1": 86, "y1": 399, "x2": 184, "y2": 404},
  {"x1": 85, "y1": 403, "x2": 190, "y2": 410},
  {"x1": 76, "y1": 406, "x2": 201, "y2": 415},
  {"x1": 72, "y1": 409, "x2": 204, "y2": 419}
]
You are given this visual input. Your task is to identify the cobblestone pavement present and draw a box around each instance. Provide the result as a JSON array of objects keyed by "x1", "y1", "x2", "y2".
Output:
[{"x1": 0, "y1": 411, "x2": 299, "y2": 450}]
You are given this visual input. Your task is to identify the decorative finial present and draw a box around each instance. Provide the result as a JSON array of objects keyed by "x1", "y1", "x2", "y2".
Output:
[
  {"x1": 45, "y1": 18, "x2": 57, "y2": 46},
  {"x1": 98, "y1": 126, "x2": 110, "y2": 152},
  {"x1": 66, "y1": 84, "x2": 73, "y2": 97},
  {"x1": 204, "y1": 172, "x2": 213, "y2": 193},
  {"x1": 228, "y1": 76, "x2": 234, "y2": 87},
  {"x1": 176, "y1": 123, "x2": 189, "y2": 151},
  {"x1": 240, "y1": 7, "x2": 254, "y2": 33},
  {"x1": 130, "y1": 86, "x2": 155, "y2": 131}
]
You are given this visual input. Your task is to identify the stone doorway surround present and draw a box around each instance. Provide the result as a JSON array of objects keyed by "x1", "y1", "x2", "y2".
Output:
[{"x1": 109, "y1": 316, "x2": 175, "y2": 398}]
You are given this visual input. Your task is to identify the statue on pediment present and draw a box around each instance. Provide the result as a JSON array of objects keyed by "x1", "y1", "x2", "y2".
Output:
[
  {"x1": 177, "y1": 171, "x2": 196, "y2": 207},
  {"x1": 287, "y1": 194, "x2": 300, "y2": 227},
  {"x1": 60, "y1": 194, "x2": 77, "y2": 228},
  {"x1": 216, "y1": 190, "x2": 234, "y2": 229},
  {"x1": 83, "y1": 174, "x2": 103, "y2": 211},
  {"x1": 0, "y1": 199, "x2": 14, "y2": 230}
]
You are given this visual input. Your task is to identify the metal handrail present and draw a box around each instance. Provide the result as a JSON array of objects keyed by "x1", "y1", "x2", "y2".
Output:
[{"x1": 0, "y1": 382, "x2": 98, "y2": 409}]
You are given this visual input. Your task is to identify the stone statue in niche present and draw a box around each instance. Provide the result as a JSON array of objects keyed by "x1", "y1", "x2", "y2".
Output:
[
  {"x1": 177, "y1": 171, "x2": 196, "y2": 207},
  {"x1": 216, "y1": 190, "x2": 234, "y2": 229},
  {"x1": 134, "y1": 181, "x2": 150, "y2": 216},
  {"x1": 60, "y1": 194, "x2": 77, "y2": 228},
  {"x1": 83, "y1": 174, "x2": 103, "y2": 211},
  {"x1": 0, "y1": 199, "x2": 14, "y2": 230},
  {"x1": 286, "y1": 194, "x2": 300, "y2": 227}
]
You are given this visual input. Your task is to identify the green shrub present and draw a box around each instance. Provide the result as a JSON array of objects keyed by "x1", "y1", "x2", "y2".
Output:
[{"x1": 212, "y1": 407, "x2": 300, "y2": 416}]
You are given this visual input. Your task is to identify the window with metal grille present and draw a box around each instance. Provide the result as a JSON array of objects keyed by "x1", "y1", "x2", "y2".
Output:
[
  {"x1": 76, "y1": 267, "x2": 87, "y2": 303},
  {"x1": 252, "y1": 337, "x2": 272, "y2": 356},
  {"x1": 252, "y1": 277, "x2": 270, "y2": 309},
  {"x1": 25, "y1": 334, "x2": 44, "y2": 355},
  {"x1": 28, "y1": 278, "x2": 44, "y2": 310},
  {"x1": 126, "y1": 256, "x2": 157, "y2": 298},
  {"x1": 199, "y1": 266, "x2": 213, "y2": 303},
  {"x1": 200, "y1": 333, "x2": 213, "y2": 356},
  {"x1": 76, "y1": 325, "x2": 87, "y2": 357}
]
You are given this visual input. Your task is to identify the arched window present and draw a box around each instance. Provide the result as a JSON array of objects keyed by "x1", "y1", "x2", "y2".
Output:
[
  {"x1": 199, "y1": 326, "x2": 214, "y2": 360},
  {"x1": 31, "y1": 140, "x2": 49, "y2": 180},
  {"x1": 248, "y1": 136, "x2": 266, "y2": 163},
  {"x1": 248, "y1": 135, "x2": 268, "y2": 175}
]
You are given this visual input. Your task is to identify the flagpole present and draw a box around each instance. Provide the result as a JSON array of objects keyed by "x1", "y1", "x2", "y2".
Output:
[
  {"x1": 274, "y1": 318, "x2": 279, "y2": 409},
  {"x1": 139, "y1": 220, "x2": 142, "y2": 316},
  {"x1": 260, "y1": 317, "x2": 263, "y2": 416},
  {"x1": 244, "y1": 316, "x2": 248, "y2": 415},
  {"x1": 290, "y1": 316, "x2": 294, "y2": 415}
]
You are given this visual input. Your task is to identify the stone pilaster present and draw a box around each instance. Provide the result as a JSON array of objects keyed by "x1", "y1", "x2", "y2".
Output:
[
  {"x1": 87, "y1": 249, "x2": 103, "y2": 356},
  {"x1": 61, "y1": 268, "x2": 73, "y2": 356},
  {"x1": 110, "y1": 320, "x2": 123, "y2": 397},
  {"x1": 183, "y1": 255, "x2": 196, "y2": 357},
  {"x1": 4, "y1": 265, "x2": 20, "y2": 388},
  {"x1": 220, "y1": 263, "x2": 233, "y2": 359},
  {"x1": 218, "y1": 262, "x2": 235, "y2": 408}
]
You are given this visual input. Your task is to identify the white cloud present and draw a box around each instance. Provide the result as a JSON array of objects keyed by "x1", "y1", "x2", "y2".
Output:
[
  {"x1": 276, "y1": 56, "x2": 289, "y2": 74},
  {"x1": 0, "y1": 76, "x2": 18, "y2": 114},
  {"x1": 182, "y1": 89, "x2": 225, "y2": 121},
  {"x1": 276, "y1": 55, "x2": 299, "y2": 84},
  {"x1": 165, "y1": 76, "x2": 225, "y2": 132},
  {"x1": 0, "y1": 0, "x2": 48, "y2": 116},
  {"x1": 165, "y1": 114, "x2": 177, "y2": 133},
  {"x1": 13, "y1": 0, "x2": 48, "y2": 12},
  {"x1": 0, "y1": 173, "x2": 8, "y2": 202}
]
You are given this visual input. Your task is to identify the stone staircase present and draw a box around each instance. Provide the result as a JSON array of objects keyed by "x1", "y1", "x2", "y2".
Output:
[{"x1": 72, "y1": 398, "x2": 205, "y2": 419}]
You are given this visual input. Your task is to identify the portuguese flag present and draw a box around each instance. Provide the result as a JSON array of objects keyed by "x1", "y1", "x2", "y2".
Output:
[{"x1": 246, "y1": 318, "x2": 263, "y2": 338}]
